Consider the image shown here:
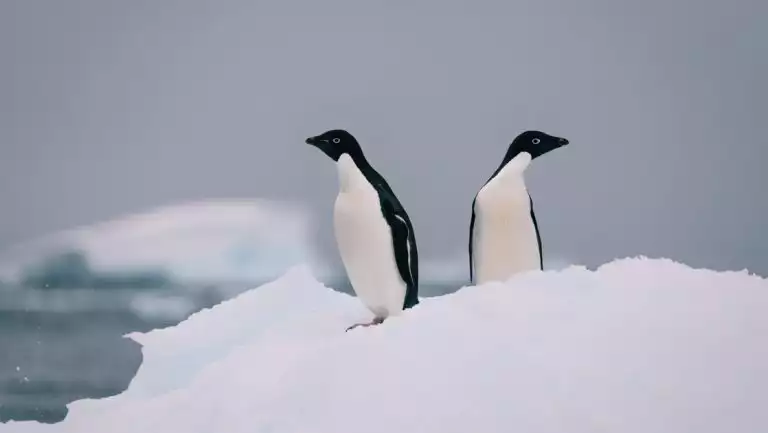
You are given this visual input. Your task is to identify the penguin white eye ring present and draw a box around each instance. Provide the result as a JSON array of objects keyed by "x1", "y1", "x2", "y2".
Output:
[
  {"x1": 532, "y1": 138, "x2": 540, "y2": 144},
  {"x1": 332, "y1": 138, "x2": 341, "y2": 144}
]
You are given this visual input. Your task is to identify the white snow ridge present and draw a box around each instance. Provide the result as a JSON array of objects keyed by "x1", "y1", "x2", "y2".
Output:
[{"x1": 7, "y1": 257, "x2": 768, "y2": 433}]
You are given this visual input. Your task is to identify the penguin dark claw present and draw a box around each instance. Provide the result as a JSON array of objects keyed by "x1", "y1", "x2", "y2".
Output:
[{"x1": 345, "y1": 317, "x2": 385, "y2": 332}]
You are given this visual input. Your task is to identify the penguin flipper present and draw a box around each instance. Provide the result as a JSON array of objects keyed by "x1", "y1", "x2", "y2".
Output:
[
  {"x1": 469, "y1": 195, "x2": 478, "y2": 284},
  {"x1": 377, "y1": 192, "x2": 419, "y2": 310},
  {"x1": 529, "y1": 194, "x2": 544, "y2": 270}
]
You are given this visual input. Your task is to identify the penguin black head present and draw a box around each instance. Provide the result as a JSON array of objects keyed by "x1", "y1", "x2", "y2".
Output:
[
  {"x1": 507, "y1": 130, "x2": 569, "y2": 160},
  {"x1": 305, "y1": 129, "x2": 364, "y2": 162}
]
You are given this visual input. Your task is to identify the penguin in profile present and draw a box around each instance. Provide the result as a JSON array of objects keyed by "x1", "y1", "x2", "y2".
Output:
[
  {"x1": 305, "y1": 129, "x2": 419, "y2": 331},
  {"x1": 469, "y1": 130, "x2": 569, "y2": 285}
]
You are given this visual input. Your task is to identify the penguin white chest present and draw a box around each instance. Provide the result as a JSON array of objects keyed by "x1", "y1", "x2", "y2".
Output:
[
  {"x1": 472, "y1": 153, "x2": 541, "y2": 285},
  {"x1": 333, "y1": 156, "x2": 406, "y2": 318}
]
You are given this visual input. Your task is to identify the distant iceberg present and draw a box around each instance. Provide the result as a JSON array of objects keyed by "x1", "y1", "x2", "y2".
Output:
[
  {"x1": 19, "y1": 250, "x2": 172, "y2": 290},
  {"x1": 7, "y1": 257, "x2": 767, "y2": 433},
  {"x1": 0, "y1": 199, "x2": 330, "y2": 285}
]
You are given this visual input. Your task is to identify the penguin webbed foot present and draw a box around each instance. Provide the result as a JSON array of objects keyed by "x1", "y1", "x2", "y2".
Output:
[{"x1": 345, "y1": 316, "x2": 385, "y2": 332}]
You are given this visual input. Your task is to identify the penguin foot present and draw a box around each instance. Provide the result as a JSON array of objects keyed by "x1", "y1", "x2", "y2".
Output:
[{"x1": 345, "y1": 316, "x2": 385, "y2": 332}]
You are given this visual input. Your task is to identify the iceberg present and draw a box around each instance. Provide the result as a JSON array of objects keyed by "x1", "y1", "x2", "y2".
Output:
[
  {"x1": 5, "y1": 257, "x2": 768, "y2": 433},
  {"x1": 0, "y1": 199, "x2": 329, "y2": 284}
]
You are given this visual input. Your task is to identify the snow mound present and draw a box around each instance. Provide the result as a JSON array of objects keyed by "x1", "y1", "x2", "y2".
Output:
[
  {"x1": 421, "y1": 252, "x2": 574, "y2": 283},
  {"x1": 7, "y1": 257, "x2": 768, "y2": 433},
  {"x1": 0, "y1": 199, "x2": 328, "y2": 282}
]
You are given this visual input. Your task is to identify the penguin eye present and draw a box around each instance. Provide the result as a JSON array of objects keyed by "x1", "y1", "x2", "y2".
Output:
[
  {"x1": 532, "y1": 138, "x2": 540, "y2": 145},
  {"x1": 332, "y1": 138, "x2": 341, "y2": 144}
]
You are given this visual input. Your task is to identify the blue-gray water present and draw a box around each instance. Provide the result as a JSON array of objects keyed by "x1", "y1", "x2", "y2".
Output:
[
  {"x1": 0, "y1": 280, "x2": 458, "y2": 424},
  {"x1": 0, "y1": 284, "x2": 223, "y2": 424}
]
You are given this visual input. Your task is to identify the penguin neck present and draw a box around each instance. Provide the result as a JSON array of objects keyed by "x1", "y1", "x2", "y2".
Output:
[
  {"x1": 337, "y1": 153, "x2": 372, "y2": 193},
  {"x1": 504, "y1": 151, "x2": 532, "y2": 173},
  {"x1": 490, "y1": 151, "x2": 532, "y2": 185}
]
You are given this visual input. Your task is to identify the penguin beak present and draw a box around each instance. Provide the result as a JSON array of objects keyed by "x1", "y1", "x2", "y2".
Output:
[
  {"x1": 558, "y1": 137, "x2": 569, "y2": 146},
  {"x1": 305, "y1": 136, "x2": 316, "y2": 145}
]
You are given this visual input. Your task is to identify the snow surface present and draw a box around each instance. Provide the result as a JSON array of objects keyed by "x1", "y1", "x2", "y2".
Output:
[
  {"x1": 0, "y1": 199, "x2": 329, "y2": 283},
  {"x1": 6, "y1": 257, "x2": 768, "y2": 433}
]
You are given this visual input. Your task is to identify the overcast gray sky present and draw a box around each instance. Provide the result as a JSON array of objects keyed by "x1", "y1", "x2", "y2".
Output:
[{"x1": 1, "y1": 0, "x2": 766, "y2": 277}]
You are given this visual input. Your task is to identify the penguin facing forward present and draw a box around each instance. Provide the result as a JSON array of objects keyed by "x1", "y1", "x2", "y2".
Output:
[
  {"x1": 469, "y1": 130, "x2": 569, "y2": 285},
  {"x1": 305, "y1": 129, "x2": 419, "y2": 331}
]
